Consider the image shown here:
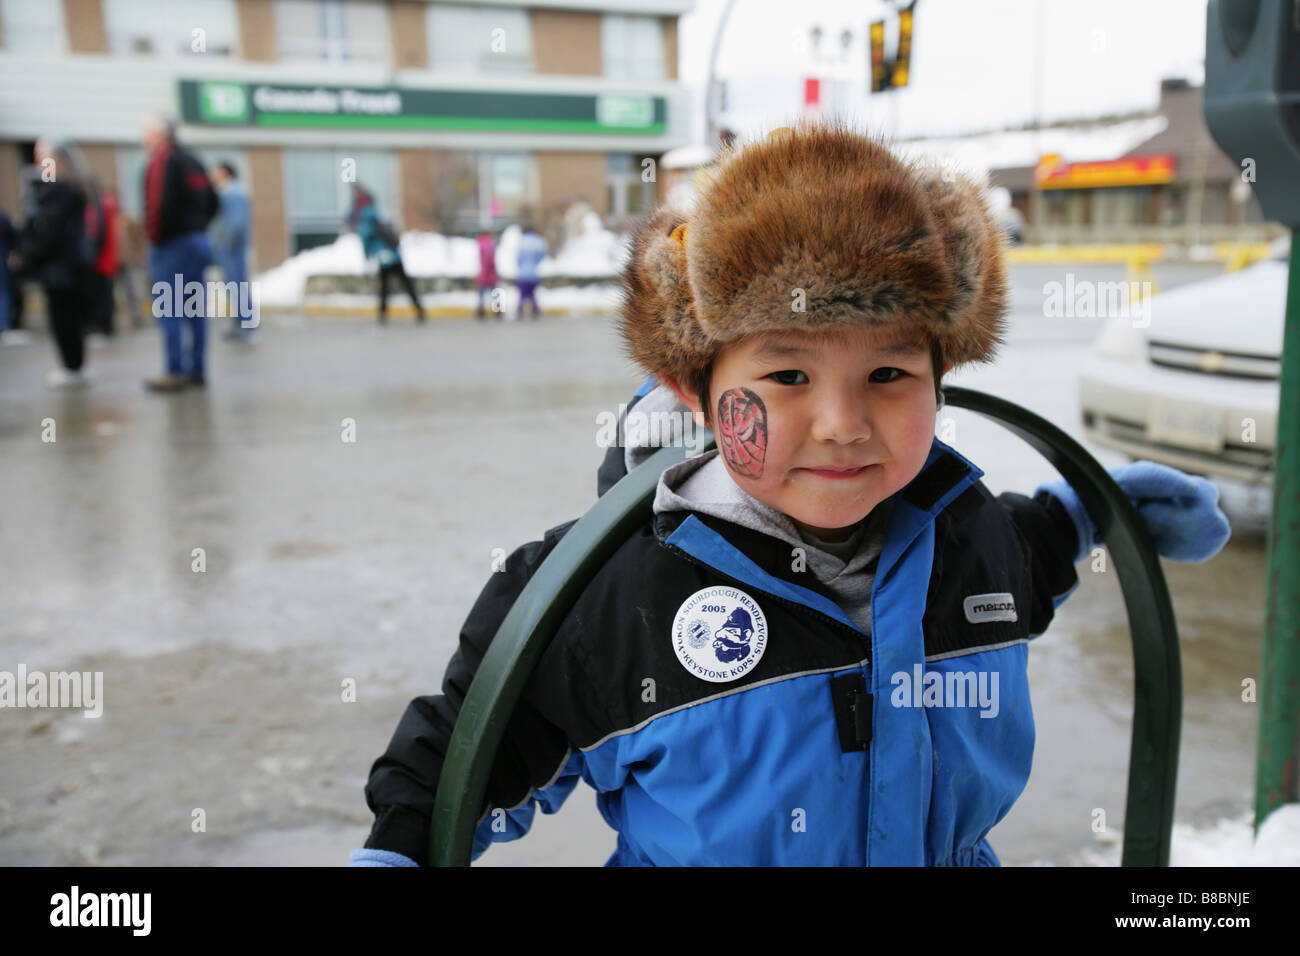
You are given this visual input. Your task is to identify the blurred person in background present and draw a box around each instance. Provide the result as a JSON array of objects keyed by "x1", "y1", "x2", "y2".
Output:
[
  {"x1": 515, "y1": 223, "x2": 547, "y2": 321},
  {"x1": 140, "y1": 113, "x2": 218, "y2": 392},
  {"x1": 209, "y1": 161, "x2": 255, "y2": 342},
  {"x1": 84, "y1": 178, "x2": 119, "y2": 344},
  {"x1": 346, "y1": 183, "x2": 424, "y2": 325},
  {"x1": 7, "y1": 139, "x2": 92, "y2": 387},
  {"x1": 0, "y1": 207, "x2": 22, "y2": 345},
  {"x1": 116, "y1": 209, "x2": 148, "y2": 329},
  {"x1": 474, "y1": 229, "x2": 498, "y2": 320},
  {"x1": 6, "y1": 161, "x2": 47, "y2": 337}
]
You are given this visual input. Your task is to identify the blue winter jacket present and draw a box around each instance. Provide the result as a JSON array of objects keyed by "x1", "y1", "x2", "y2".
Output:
[
  {"x1": 516, "y1": 230, "x2": 547, "y2": 283},
  {"x1": 208, "y1": 180, "x2": 249, "y2": 256},
  {"x1": 356, "y1": 381, "x2": 1082, "y2": 866}
]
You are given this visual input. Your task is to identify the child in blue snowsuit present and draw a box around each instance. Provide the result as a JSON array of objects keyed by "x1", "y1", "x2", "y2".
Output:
[
  {"x1": 350, "y1": 124, "x2": 1230, "y2": 867},
  {"x1": 515, "y1": 225, "x2": 547, "y2": 320}
]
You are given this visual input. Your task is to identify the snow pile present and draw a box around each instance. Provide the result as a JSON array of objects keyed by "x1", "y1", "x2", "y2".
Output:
[
  {"x1": 1062, "y1": 803, "x2": 1300, "y2": 866},
  {"x1": 544, "y1": 211, "x2": 631, "y2": 279},
  {"x1": 254, "y1": 217, "x2": 632, "y2": 308},
  {"x1": 394, "y1": 230, "x2": 479, "y2": 279},
  {"x1": 255, "y1": 234, "x2": 367, "y2": 307}
]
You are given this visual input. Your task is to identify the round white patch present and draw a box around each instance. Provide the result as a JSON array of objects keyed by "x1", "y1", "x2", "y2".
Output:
[{"x1": 671, "y1": 586, "x2": 768, "y2": 683}]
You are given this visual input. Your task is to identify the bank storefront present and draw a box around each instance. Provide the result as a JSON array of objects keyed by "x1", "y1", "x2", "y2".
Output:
[
  {"x1": 0, "y1": 52, "x2": 687, "y2": 272},
  {"x1": 171, "y1": 77, "x2": 673, "y2": 257}
]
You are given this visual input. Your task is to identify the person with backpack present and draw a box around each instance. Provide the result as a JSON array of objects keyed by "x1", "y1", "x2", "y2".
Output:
[
  {"x1": 7, "y1": 139, "x2": 92, "y2": 387},
  {"x1": 347, "y1": 184, "x2": 424, "y2": 325},
  {"x1": 139, "y1": 113, "x2": 219, "y2": 392}
]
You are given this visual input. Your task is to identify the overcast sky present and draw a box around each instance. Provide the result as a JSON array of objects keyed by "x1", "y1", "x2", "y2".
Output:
[{"x1": 676, "y1": 0, "x2": 1210, "y2": 145}]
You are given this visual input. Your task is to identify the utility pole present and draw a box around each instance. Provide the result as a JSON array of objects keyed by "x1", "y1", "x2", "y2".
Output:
[
  {"x1": 705, "y1": 0, "x2": 738, "y2": 152},
  {"x1": 1203, "y1": 0, "x2": 1300, "y2": 838}
]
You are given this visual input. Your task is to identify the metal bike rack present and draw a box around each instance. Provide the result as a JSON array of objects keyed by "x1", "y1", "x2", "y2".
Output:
[{"x1": 430, "y1": 386, "x2": 1181, "y2": 867}]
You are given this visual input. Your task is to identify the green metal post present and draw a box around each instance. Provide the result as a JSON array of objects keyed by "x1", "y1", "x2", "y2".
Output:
[
  {"x1": 944, "y1": 387, "x2": 1182, "y2": 866},
  {"x1": 1256, "y1": 230, "x2": 1300, "y2": 830}
]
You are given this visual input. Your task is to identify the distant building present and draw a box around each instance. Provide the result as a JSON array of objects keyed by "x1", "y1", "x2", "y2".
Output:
[
  {"x1": 991, "y1": 78, "x2": 1274, "y2": 242},
  {"x1": 0, "y1": 0, "x2": 694, "y2": 270}
]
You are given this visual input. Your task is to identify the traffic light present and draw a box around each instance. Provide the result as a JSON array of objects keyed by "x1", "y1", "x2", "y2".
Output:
[
  {"x1": 1203, "y1": 0, "x2": 1300, "y2": 226},
  {"x1": 869, "y1": 1, "x2": 916, "y2": 93}
]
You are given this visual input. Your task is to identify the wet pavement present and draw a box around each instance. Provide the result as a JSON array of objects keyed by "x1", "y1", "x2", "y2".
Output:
[{"x1": 0, "y1": 263, "x2": 1272, "y2": 865}]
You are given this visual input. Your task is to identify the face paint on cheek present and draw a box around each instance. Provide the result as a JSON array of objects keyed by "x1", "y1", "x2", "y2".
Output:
[{"x1": 716, "y1": 387, "x2": 768, "y2": 479}]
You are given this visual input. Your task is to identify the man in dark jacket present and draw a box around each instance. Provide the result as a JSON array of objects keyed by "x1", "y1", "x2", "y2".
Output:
[{"x1": 140, "y1": 114, "x2": 218, "y2": 392}]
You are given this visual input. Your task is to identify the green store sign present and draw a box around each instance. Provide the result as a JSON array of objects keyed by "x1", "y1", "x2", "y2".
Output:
[{"x1": 180, "y1": 80, "x2": 666, "y2": 134}]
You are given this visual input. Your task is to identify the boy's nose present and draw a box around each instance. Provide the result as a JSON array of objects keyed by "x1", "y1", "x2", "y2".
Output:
[{"x1": 809, "y1": 390, "x2": 873, "y2": 444}]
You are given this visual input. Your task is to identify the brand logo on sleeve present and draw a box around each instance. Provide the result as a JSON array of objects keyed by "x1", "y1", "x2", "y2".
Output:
[
  {"x1": 671, "y1": 586, "x2": 768, "y2": 682},
  {"x1": 963, "y1": 592, "x2": 1018, "y2": 624}
]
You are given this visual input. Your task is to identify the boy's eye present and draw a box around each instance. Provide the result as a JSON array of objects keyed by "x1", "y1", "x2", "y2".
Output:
[
  {"x1": 764, "y1": 368, "x2": 908, "y2": 386},
  {"x1": 766, "y1": 370, "x2": 808, "y2": 385}
]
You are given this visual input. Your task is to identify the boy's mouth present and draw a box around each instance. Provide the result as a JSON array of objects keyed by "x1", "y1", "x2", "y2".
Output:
[{"x1": 801, "y1": 464, "x2": 873, "y2": 479}]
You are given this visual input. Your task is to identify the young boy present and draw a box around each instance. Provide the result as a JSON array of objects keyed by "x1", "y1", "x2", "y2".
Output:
[{"x1": 351, "y1": 123, "x2": 1229, "y2": 867}]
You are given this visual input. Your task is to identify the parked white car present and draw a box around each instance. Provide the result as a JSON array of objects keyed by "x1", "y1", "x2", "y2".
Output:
[{"x1": 1078, "y1": 242, "x2": 1287, "y2": 485}]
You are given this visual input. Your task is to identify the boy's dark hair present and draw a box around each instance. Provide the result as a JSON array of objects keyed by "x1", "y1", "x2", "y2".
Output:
[
  {"x1": 217, "y1": 162, "x2": 238, "y2": 179},
  {"x1": 690, "y1": 339, "x2": 946, "y2": 429}
]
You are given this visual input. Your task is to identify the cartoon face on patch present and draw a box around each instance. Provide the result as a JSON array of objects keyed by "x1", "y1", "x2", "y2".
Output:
[
  {"x1": 671, "y1": 586, "x2": 769, "y2": 684},
  {"x1": 712, "y1": 606, "x2": 754, "y2": 663}
]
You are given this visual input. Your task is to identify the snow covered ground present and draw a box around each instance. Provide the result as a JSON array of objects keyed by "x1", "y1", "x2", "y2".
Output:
[{"x1": 1050, "y1": 804, "x2": 1300, "y2": 867}]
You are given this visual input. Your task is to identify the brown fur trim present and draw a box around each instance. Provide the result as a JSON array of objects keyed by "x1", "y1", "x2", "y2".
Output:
[
  {"x1": 908, "y1": 165, "x2": 1010, "y2": 366},
  {"x1": 617, "y1": 120, "x2": 1008, "y2": 383},
  {"x1": 616, "y1": 205, "x2": 714, "y2": 385}
]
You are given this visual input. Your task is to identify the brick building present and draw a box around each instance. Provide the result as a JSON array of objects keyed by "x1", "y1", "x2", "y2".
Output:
[{"x1": 0, "y1": 0, "x2": 694, "y2": 271}]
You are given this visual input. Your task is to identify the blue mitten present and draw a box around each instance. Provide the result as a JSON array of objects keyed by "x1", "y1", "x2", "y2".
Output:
[
  {"x1": 349, "y1": 847, "x2": 419, "y2": 867},
  {"x1": 1036, "y1": 461, "x2": 1231, "y2": 564}
]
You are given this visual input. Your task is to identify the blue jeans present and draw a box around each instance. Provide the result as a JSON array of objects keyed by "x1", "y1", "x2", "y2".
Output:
[
  {"x1": 150, "y1": 231, "x2": 212, "y2": 377},
  {"x1": 213, "y1": 245, "x2": 253, "y2": 334},
  {"x1": 0, "y1": 261, "x2": 10, "y2": 333}
]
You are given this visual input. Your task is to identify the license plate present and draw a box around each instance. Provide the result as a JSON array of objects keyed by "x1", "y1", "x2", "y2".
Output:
[{"x1": 1146, "y1": 399, "x2": 1225, "y2": 452}]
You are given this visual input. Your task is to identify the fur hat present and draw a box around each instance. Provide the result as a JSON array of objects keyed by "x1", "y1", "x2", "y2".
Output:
[{"x1": 617, "y1": 121, "x2": 1009, "y2": 388}]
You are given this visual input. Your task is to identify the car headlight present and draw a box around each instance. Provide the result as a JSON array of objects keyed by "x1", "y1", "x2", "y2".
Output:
[{"x1": 1094, "y1": 316, "x2": 1146, "y2": 362}]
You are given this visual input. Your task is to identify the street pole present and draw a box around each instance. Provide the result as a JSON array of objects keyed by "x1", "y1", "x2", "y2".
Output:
[
  {"x1": 1256, "y1": 228, "x2": 1300, "y2": 831},
  {"x1": 706, "y1": 0, "x2": 738, "y2": 151}
]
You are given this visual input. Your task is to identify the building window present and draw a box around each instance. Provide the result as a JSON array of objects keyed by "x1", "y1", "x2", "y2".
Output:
[
  {"x1": 432, "y1": 150, "x2": 535, "y2": 234},
  {"x1": 0, "y1": 0, "x2": 66, "y2": 53},
  {"x1": 285, "y1": 148, "x2": 397, "y2": 252},
  {"x1": 104, "y1": 0, "x2": 237, "y2": 57},
  {"x1": 602, "y1": 14, "x2": 663, "y2": 81},
  {"x1": 606, "y1": 153, "x2": 654, "y2": 219},
  {"x1": 274, "y1": 0, "x2": 390, "y2": 66},
  {"x1": 1091, "y1": 186, "x2": 1148, "y2": 228},
  {"x1": 1157, "y1": 186, "x2": 1187, "y2": 227},
  {"x1": 1042, "y1": 193, "x2": 1085, "y2": 228},
  {"x1": 427, "y1": 3, "x2": 531, "y2": 75}
]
